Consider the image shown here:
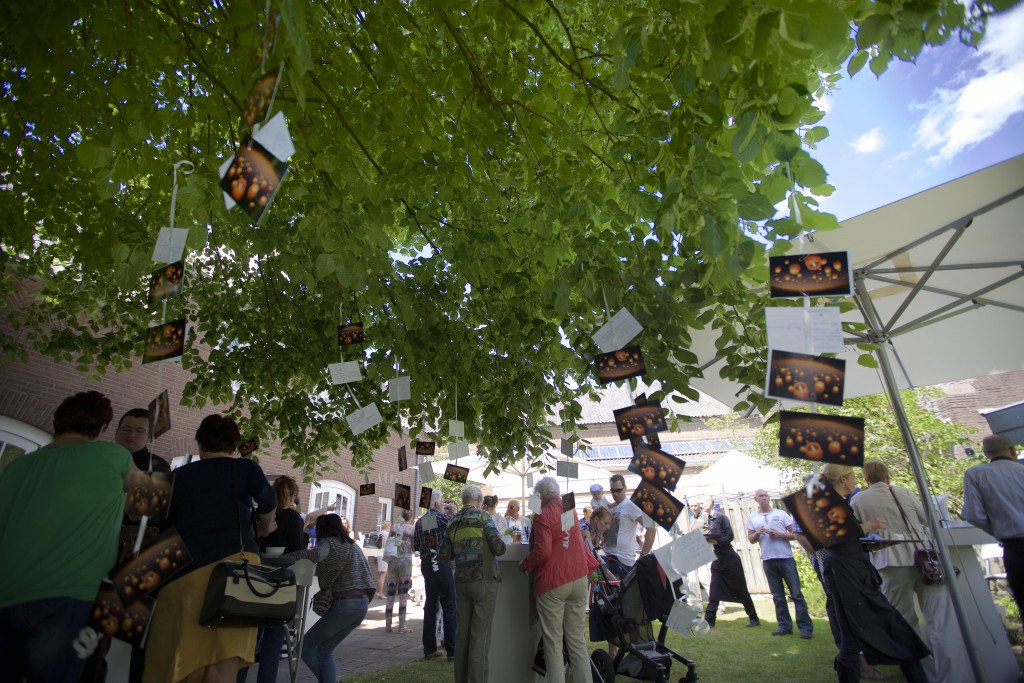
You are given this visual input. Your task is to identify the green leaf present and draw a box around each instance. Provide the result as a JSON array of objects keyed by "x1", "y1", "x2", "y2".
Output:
[
  {"x1": 848, "y1": 50, "x2": 869, "y2": 77},
  {"x1": 76, "y1": 140, "x2": 111, "y2": 169},
  {"x1": 858, "y1": 353, "x2": 880, "y2": 368}
]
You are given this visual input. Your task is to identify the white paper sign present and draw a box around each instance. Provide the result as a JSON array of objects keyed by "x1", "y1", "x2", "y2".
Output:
[
  {"x1": 420, "y1": 513, "x2": 437, "y2": 531},
  {"x1": 560, "y1": 438, "x2": 573, "y2": 457},
  {"x1": 526, "y1": 473, "x2": 535, "y2": 487},
  {"x1": 561, "y1": 510, "x2": 575, "y2": 531},
  {"x1": 449, "y1": 420, "x2": 464, "y2": 438},
  {"x1": 418, "y1": 462, "x2": 435, "y2": 483},
  {"x1": 592, "y1": 307, "x2": 643, "y2": 353},
  {"x1": 555, "y1": 460, "x2": 579, "y2": 478},
  {"x1": 448, "y1": 440, "x2": 469, "y2": 460},
  {"x1": 388, "y1": 376, "x2": 411, "y2": 402},
  {"x1": 152, "y1": 228, "x2": 189, "y2": 263},
  {"x1": 765, "y1": 306, "x2": 843, "y2": 355},
  {"x1": 666, "y1": 599, "x2": 704, "y2": 637},
  {"x1": 653, "y1": 529, "x2": 717, "y2": 581},
  {"x1": 328, "y1": 361, "x2": 362, "y2": 385},
  {"x1": 346, "y1": 403, "x2": 382, "y2": 436},
  {"x1": 253, "y1": 111, "x2": 296, "y2": 161},
  {"x1": 528, "y1": 494, "x2": 542, "y2": 514}
]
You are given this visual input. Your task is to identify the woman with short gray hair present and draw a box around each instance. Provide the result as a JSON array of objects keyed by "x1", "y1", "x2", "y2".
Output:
[{"x1": 520, "y1": 476, "x2": 598, "y2": 683}]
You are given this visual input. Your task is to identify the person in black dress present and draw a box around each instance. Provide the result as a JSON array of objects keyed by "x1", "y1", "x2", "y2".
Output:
[{"x1": 702, "y1": 498, "x2": 760, "y2": 628}]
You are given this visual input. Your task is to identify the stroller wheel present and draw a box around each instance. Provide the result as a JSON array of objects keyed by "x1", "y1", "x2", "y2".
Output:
[{"x1": 591, "y1": 649, "x2": 615, "y2": 683}]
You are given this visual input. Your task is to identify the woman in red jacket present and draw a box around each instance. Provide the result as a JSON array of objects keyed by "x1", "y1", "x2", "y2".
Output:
[{"x1": 520, "y1": 476, "x2": 599, "y2": 683}]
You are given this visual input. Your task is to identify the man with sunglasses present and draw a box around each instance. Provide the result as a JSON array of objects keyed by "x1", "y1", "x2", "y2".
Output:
[{"x1": 603, "y1": 474, "x2": 655, "y2": 579}]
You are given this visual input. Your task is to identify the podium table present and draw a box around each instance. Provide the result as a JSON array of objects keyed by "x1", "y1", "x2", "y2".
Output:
[{"x1": 488, "y1": 543, "x2": 544, "y2": 683}]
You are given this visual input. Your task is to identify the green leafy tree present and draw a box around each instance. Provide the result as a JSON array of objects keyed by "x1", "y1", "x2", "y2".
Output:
[{"x1": 0, "y1": 0, "x2": 1007, "y2": 472}]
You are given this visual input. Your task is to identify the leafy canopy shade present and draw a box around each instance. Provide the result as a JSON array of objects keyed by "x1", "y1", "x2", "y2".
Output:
[{"x1": 0, "y1": 0, "x2": 998, "y2": 472}]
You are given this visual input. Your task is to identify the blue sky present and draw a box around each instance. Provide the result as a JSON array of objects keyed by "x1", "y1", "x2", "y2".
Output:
[{"x1": 810, "y1": 5, "x2": 1024, "y2": 221}]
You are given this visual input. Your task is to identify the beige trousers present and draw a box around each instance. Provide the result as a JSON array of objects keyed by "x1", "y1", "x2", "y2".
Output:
[{"x1": 536, "y1": 577, "x2": 593, "y2": 683}]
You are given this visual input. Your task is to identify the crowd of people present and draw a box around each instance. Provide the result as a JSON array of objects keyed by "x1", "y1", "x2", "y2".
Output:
[{"x1": 1, "y1": 390, "x2": 1022, "y2": 683}]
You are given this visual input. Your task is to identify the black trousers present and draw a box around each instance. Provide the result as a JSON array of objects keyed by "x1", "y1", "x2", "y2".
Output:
[{"x1": 1003, "y1": 537, "x2": 1024, "y2": 621}]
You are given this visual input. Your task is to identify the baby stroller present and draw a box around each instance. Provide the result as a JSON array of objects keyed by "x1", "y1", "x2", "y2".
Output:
[{"x1": 589, "y1": 552, "x2": 698, "y2": 683}]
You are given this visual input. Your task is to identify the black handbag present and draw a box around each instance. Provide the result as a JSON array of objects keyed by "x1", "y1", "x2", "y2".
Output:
[
  {"x1": 199, "y1": 461, "x2": 299, "y2": 627},
  {"x1": 888, "y1": 486, "x2": 958, "y2": 586}
]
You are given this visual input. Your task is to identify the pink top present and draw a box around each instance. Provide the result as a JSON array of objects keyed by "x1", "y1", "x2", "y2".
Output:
[{"x1": 520, "y1": 501, "x2": 599, "y2": 597}]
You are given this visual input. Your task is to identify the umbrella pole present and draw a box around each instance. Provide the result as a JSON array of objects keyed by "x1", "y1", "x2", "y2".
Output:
[{"x1": 856, "y1": 282, "x2": 986, "y2": 682}]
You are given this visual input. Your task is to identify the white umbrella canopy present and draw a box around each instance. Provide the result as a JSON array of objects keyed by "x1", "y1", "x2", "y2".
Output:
[{"x1": 683, "y1": 450, "x2": 785, "y2": 500}]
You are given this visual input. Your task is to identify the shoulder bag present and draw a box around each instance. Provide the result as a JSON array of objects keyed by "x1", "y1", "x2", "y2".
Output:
[
  {"x1": 199, "y1": 460, "x2": 299, "y2": 627},
  {"x1": 888, "y1": 486, "x2": 958, "y2": 586}
]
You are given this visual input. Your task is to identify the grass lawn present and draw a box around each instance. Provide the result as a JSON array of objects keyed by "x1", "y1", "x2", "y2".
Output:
[{"x1": 346, "y1": 598, "x2": 919, "y2": 683}]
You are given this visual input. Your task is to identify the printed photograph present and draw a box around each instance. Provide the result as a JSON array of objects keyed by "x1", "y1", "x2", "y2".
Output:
[
  {"x1": 630, "y1": 481, "x2": 683, "y2": 532},
  {"x1": 359, "y1": 483, "x2": 376, "y2": 496},
  {"x1": 111, "y1": 531, "x2": 192, "y2": 606},
  {"x1": 123, "y1": 470, "x2": 173, "y2": 521},
  {"x1": 415, "y1": 441, "x2": 436, "y2": 457},
  {"x1": 148, "y1": 390, "x2": 171, "y2": 439},
  {"x1": 418, "y1": 486, "x2": 432, "y2": 510},
  {"x1": 238, "y1": 438, "x2": 259, "y2": 456},
  {"x1": 142, "y1": 319, "x2": 187, "y2": 365},
  {"x1": 147, "y1": 261, "x2": 185, "y2": 305},
  {"x1": 444, "y1": 464, "x2": 470, "y2": 484},
  {"x1": 337, "y1": 322, "x2": 365, "y2": 346},
  {"x1": 628, "y1": 443, "x2": 685, "y2": 492},
  {"x1": 778, "y1": 411, "x2": 865, "y2": 466},
  {"x1": 394, "y1": 483, "x2": 412, "y2": 510},
  {"x1": 398, "y1": 445, "x2": 408, "y2": 472},
  {"x1": 90, "y1": 583, "x2": 155, "y2": 648},
  {"x1": 766, "y1": 350, "x2": 846, "y2": 407},
  {"x1": 593, "y1": 346, "x2": 646, "y2": 384},
  {"x1": 613, "y1": 401, "x2": 668, "y2": 440},
  {"x1": 562, "y1": 491, "x2": 575, "y2": 513},
  {"x1": 783, "y1": 484, "x2": 862, "y2": 550},
  {"x1": 243, "y1": 71, "x2": 279, "y2": 128},
  {"x1": 220, "y1": 136, "x2": 289, "y2": 223},
  {"x1": 769, "y1": 251, "x2": 852, "y2": 298}
]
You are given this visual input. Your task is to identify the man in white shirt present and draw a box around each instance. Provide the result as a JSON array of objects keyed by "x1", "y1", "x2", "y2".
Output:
[
  {"x1": 745, "y1": 489, "x2": 812, "y2": 638},
  {"x1": 604, "y1": 474, "x2": 655, "y2": 579}
]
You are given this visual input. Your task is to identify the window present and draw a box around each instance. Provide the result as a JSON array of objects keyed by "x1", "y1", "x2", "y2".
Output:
[
  {"x1": 378, "y1": 497, "x2": 393, "y2": 529},
  {"x1": 309, "y1": 480, "x2": 356, "y2": 524},
  {"x1": 0, "y1": 417, "x2": 51, "y2": 472}
]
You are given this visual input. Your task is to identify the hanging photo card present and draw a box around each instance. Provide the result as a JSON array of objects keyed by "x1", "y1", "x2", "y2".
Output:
[
  {"x1": 252, "y1": 111, "x2": 296, "y2": 161},
  {"x1": 562, "y1": 491, "x2": 576, "y2": 513},
  {"x1": 561, "y1": 509, "x2": 575, "y2": 532},
  {"x1": 257, "y1": 12, "x2": 281, "y2": 66},
  {"x1": 394, "y1": 483, "x2": 412, "y2": 510},
  {"x1": 415, "y1": 441, "x2": 436, "y2": 457},
  {"x1": 646, "y1": 432, "x2": 661, "y2": 449},
  {"x1": 449, "y1": 420, "x2": 465, "y2": 438},
  {"x1": 328, "y1": 361, "x2": 362, "y2": 385},
  {"x1": 337, "y1": 322, "x2": 364, "y2": 346},
  {"x1": 767, "y1": 350, "x2": 846, "y2": 407},
  {"x1": 152, "y1": 227, "x2": 189, "y2": 264},
  {"x1": 769, "y1": 251, "x2": 852, "y2": 298},
  {"x1": 555, "y1": 460, "x2": 579, "y2": 478},
  {"x1": 243, "y1": 70, "x2": 281, "y2": 128},
  {"x1": 418, "y1": 486, "x2": 433, "y2": 510},
  {"x1": 388, "y1": 376, "x2": 411, "y2": 402},
  {"x1": 148, "y1": 390, "x2": 171, "y2": 439},
  {"x1": 783, "y1": 484, "x2": 861, "y2": 550},
  {"x1": 418, "y1": 461, "x2": 435, "y2": 483},
  {"x1": 591, "y1": 307, "x2": 643, "y2": 353},
  {"x1": 346, "y1": 403, "x2": 382, "y2": 436},
  {"x1": 628, "y1": 443, "x2": 685, "y2": 492},
  {"x1": 219, "y1": 136, "x2": 289, "y2": 223},
  {"x1": 448, "y1": 440, "x2": 469, "y2": 460},
  {"x1": 653, "y1": 528, "x2": 717, "y2": 581},
  {"x1": 111, "y1": 530, "x2": 192, "y2": 606},
  {"x1": 765, "y1": 307, "x2": 844, "y2": 355},
  {"x1": 778, "y1": 411, "x2": 865, "y2": 466},
  {"x1": 89, "y1": 583, "x2": 154, "y2": 648},
  {"x1": 613, "y1": 400, "x2": 668, "y2": 440},
  {"x1": 398, "y1": 445, "x2": 408, "y2": 472},
  {"x1": 123, "y1": 470, "x2": 173, "y2": 521},
  {"x1": 560, "y1": 438, "x2": 573, "y2": 457},
  {"x1": 630, "y1": 481, "x2": 683, "y2": 532},
  {"x1": 148, "y1": 261, "x2": 185, "y2": 305},
  {"x1": 527, "y1": 494, "x2": 542, "y2": 514},
  {"x1": 444, "y1": 463, "x2": 470, "y2": 484},
  {"x1": 593, "y1": 346, "x2": 647, "y2": 384},
  {"x1": 142, "y1": 320, "x2": 188, "y2": 365},
  {"x1": 238, "y1": 438, "x2": 259, "y2": 456},
  {"x1": 359, "y1": 483, "x2": 376, "y2": 496}
]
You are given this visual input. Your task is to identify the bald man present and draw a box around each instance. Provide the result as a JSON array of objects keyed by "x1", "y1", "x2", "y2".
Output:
[{"x1": 962, "y1": 435, "x2": 1024, "y2": 619}]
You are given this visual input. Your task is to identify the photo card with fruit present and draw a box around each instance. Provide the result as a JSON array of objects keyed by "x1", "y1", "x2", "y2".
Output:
[
  {"x1": 766, "y1": 350, "x2": 846, "y2": 407},
  {"x1": 359, "y1": 483, "x2": 376, "y2": 496},
  {"x1": 142, "y1": 319, "x2": 188, "y2": 365},
  {"x1": 337, "y1": 322, "x2": 364, "y2": 346},
  {"x1": 219, "y1": 136, "x2": 289, "y2": 223},
  {"x1": 613, "y1": 400, "x2": 668, "y2": 441},
  {"x1": 562, "y1": 491, "x2": 576, "y2": 513},
  {"x1": 444, "y1": 463, "x2": 470, "y2": 484},
  {"x1": 628, "y1": 443, "x2": 685, "y2": 492},
  {"x1": 593, "y1": 346, "x2": 646, "y2": 384},
  {"x1": 769, "y1": 251, "x2": 852, "y2": 298},
  {"x1": 243, "y1": 69, "x2": 281, "y2": 129},
  {"x1": 418, "y1": 486, "x2": 433, "y2": 510},
  {"x1": 415, "y1": 441, "x2": 436, "y2": 457},
  {"x1": 148, "y1": 389, "x2": 172, "y2": 439},
  {"x1": 147, "y1": 261, "x2": 185, "y2": 305},
  {"x1": 89, "y1": 582, "x2": 155, "y2": 648},
  {"x1": 782, "y1": 484, "x2": 861, "y2": 550},
  {"x1": 398, "y1": 445, "x2": 408, "y2": 472},
  {"x1": 630, "y1": 481, "x2": 683, "y2": 532},
  {"x1": 124, "y1": 470, "x2": 173, "y2": 521},
  {"x1": 394, "y1": 483, "x2": 412, "y2": 510},
  {"x1": 778, "y1": 411, "x2": 865, "y2": 466},
  {"x1": 111, "y1": 530, "x2": 192, "y2": 606},
  {"x1": 238, "y1": 438, "x2": 259, "y2": 456}
]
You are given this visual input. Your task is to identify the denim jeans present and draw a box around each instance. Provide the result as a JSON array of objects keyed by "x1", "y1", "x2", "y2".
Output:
[
  {"x1": 237, "y1": 625, "x2": 288, "y2": 683},
  {"x1": 0, "y1": 596, "x2": 93, "y2": 683},
  {"x1": 762, "y1": 557, "x2": 812, "y2": 634},
  {"x1": 301, "y1": 596, "x2": 368, "y2": 682},
  {"x1": 421, "y1": 562, "x2": 456, "y2": 656}
]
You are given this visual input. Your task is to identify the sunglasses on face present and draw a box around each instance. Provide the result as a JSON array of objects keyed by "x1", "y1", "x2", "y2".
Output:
[{"x1": 610, "y1": 487, "x2": 624, "y2": 493}]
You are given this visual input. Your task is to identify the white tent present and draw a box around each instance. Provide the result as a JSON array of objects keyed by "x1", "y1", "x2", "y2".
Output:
[{"x1": 682, "y1": 450, "x2": 785, "y2": 501}]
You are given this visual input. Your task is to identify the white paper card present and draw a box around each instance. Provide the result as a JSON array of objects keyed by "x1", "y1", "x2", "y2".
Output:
[
  {"x1": 418, "y1": 462, "x2": 435, "y2": 483},
  {"x1": 653, "y1": 529, "x2": 717, "y2": 581},
  {"x1": 252, "y1": 112, "x2": 296, "y2": 161},
  {"x1": 555, "y1": 460, "x2": 579, "y2": 478},
  {"x1": 526, "y1": 473, "x2": 535, "y2": 487},
  {"x1": 560, "y1": 438, "x2": 573, "y2": 457},
  {"x1": 449, "y1": 420, "x2": 464, "y2": 438},
  {"x1": 765, "y1": 306, "x2": 843, "y2": 355},
  {"x1": 420, "y1": 513, "x2": 437, "y2": 531},
  {"x1": 666, "y1": 599, "x2": 703, "y2": 637},
  {"x1": 219, "y1": 157, "x2": 236, "y2": 210},
  {"x1": 448, "y1": 440, "x2": 469, "y2": 460},
  {"x1": 328, "y1": 361, "x2": 362, "y2": 385},
  {"x1": 528, "y1": 494, "x2": 542, "y2": 514},
  {"x1": 388, "y1": 376, "x2": 411, "y2": 402},
  {"x1": 561, "y1": 510, "x2": 575, "y2": 531},
  {"x1": 152, "y1": 228, "x2": 190, "y2": 263},
  {"x1": 591, "y1": 307, "x2": 643, "y2": 353},
  {"x1": 346, "y1": 403, "x2": 382, "y2": 436}
]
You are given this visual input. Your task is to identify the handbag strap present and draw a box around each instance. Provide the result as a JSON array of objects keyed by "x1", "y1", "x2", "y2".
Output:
[
  {"x1": 887, "y1": 485, "x2": 928, "y2": 550},
  {"x1": 230, "y1": 459, "x2": 247, "y2": 558}
]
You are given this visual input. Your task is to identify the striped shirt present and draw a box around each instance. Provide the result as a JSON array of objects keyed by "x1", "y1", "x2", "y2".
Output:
[{"x1": 288, "y1": 537, "x2": 375, "y2": 596}]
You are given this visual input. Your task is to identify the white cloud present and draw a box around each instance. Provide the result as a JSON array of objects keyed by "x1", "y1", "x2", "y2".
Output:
[
  {"x1": 850, "y1": 127, "x2": 888, "y2": 154},
  {"x1": 913, "y1": 5, "x2": 1024, "y2": 163}
]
